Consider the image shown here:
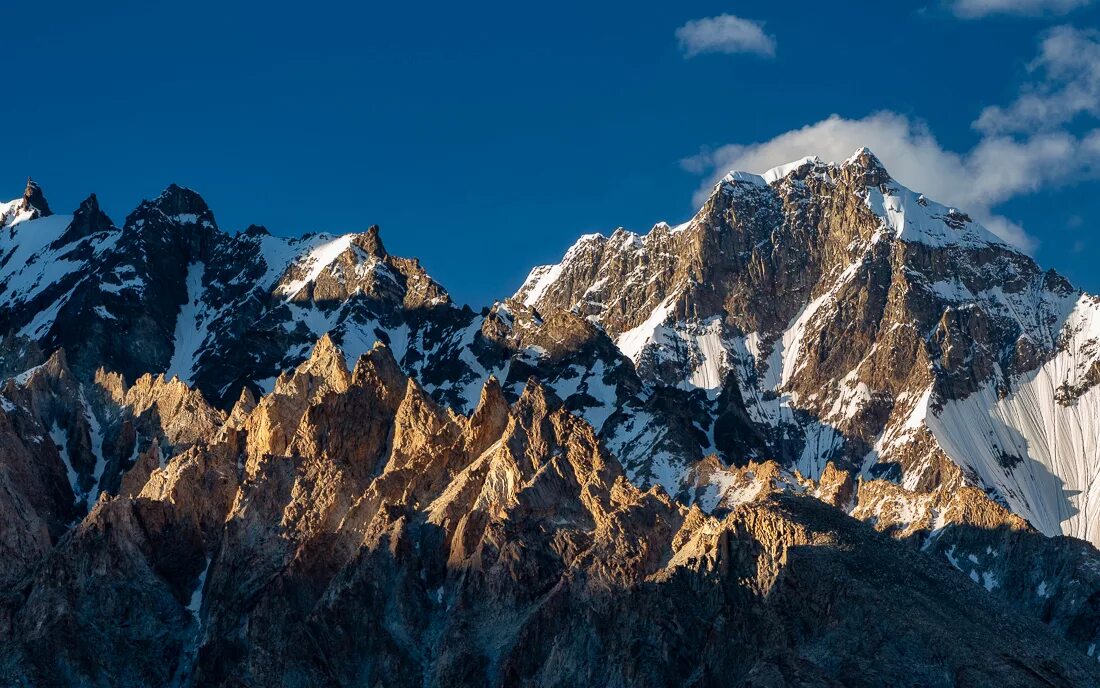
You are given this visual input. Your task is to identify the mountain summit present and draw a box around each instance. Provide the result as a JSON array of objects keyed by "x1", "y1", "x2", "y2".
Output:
[{"x1": 20, "y1": 178, "x2": 51, "y2": 218}]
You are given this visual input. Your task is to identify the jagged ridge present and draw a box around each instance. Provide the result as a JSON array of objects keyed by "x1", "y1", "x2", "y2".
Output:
[{"x1": 2, "y1": 159, "x2": 1100, "y2": 684}]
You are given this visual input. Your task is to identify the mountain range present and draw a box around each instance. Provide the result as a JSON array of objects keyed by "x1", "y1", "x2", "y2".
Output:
[{"x1": 2, "y1": 150, "x2": 1100, "y2": 686}]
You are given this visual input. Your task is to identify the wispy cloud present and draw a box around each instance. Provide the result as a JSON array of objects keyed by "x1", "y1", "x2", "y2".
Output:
[
  {"x1": 975, "y1": 26, "x2": 1100, "y2": 134},
  {"x1": 682, "y1": 27, "x2": 1100, "y2": 252},
  {"x1": 675, "y1": 15, "x2": 776, "y2": 58},
  {"x1": 950, "y1": 0, "x2": 1094, "y2": 18}
]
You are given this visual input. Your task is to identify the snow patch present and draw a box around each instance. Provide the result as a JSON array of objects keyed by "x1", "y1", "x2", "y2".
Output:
[
  {"x1": 166, "y1": 262, "x2": 208, "y2": 384},
  {"x1": 761, "y1": 156, "x2": 820, "y2": 184},
  {"x1": 187, "y1": 557, "x2": 211, "y2": 617},
  {"x1": 616, "y1": 297, "x2": 676, "y2": 363},
  {"x1": 519, "y1": 264, "x2": 563, "y2": 308},
  {"x1": 928, "y1": 295, "x2": 1100, "y2": 545},
  {"x1": 865, "y1": 184, "x2": 1007, "y2": 250},
  {"x1": 81, "y1": 390, "x2": 106, "y2": 510},
  {"x1": 50, "y1": 423, "x2": 81, "y2": 504},
  {"x1": 276, "y1": 234, "x2": 355, "y2": 299}
]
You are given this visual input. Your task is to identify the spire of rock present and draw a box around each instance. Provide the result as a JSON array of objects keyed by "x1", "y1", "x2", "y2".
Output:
[
  {"x1": 20, "y1": 177, "x2": 51, "y2": 218},
  {"x1": 285, "y1": 334, "x2": 351, "y2": 396},
  {"x1": 74, "y1": 193, "x2": 110, "y2": 226},
  {"x1": 226, "y1": 387, "x2": 258, "y2": 429},
  {"x1": 42, "y1": 348, "x2": 71, "y2": 379},
  {"x1": 472, "y1": 375, "x2": 508, "y2": 420},
  {"x1": 465, "y1": 376, "x2": 510, "y2": 457},
  {"x1": 353, "y1": 224, "x2": 387, "y2": 258},
  {"x1": 306, "y1": 333, "x2": 347, "y2": 371},
  {"x1": 351, "y1": 341, "x2": 406, "y2": 400},
  {"x1": 53, "y1": 194, "x2": 115, "y2": 248}
]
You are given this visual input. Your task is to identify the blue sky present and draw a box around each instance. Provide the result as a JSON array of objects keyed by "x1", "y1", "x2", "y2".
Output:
[{"x1": 3, "y1": 0, "x2": 1100, "y2": 306}]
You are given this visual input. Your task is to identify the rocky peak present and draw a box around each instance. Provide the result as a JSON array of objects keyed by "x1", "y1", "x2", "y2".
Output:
[
  {"x1": 53, "y1": 193, "x2": 116, "y2": 248},
  {"x1": 472, "y1": 374, "x2": 508, "y2": 421},
  {"x1": 19, "y1": 177, "x2": 51, "y2": 218},
  {"x1": 516, "y1": 146, "x2": 1049, "y2": 362},
  {"x1": 465, "y1": 375, "x2": 510, "y2": 456},
  {"x1": 244, "y1": 336, "x2": 358, "y2": 461},
  {"x1": 8, "y1": 349, "x2": 77, "y2": 400},
  {"x1": 225, "y1": 386, "x2": 257, "y2": 429},
  {"x1": 351, "y1": 341, "x2": 406, "y2": 398},
  {"x1": 119, "y1": 372, "x2": 226, "y2": 446},
  {"x1": 40, "y1": 347, "x2": 71, "y2": 379},
  {"x1": 840, "y1": 146, "x2": 892, "y2": 186},
  {"x1": 0, "y1": 350, "x2": 81, "y2": 430},
  {"x1": 513, "y1": 375, "x2": 559, "y2": 415},
  {"x1": 273, "y1": 225, "x2": 450, "y2": 311},
  {"x1": 295, "y1": 333, "x2": 351, "y2": 390},
  {"x1": 388, "y1": 378, "x2": 461, "y2": 469},
  {"x1": 355, "y1": 224, "x2": 387, "y2": 258},
  {"x1": 92, "y1": 367, "x2": 127, "y2": 403},
  {"x1": 151, "y1": 184, "x2": 214, "y2": 225},
  {"x1": 119, "y1": 185, "x2": 220, "y2": 275}
]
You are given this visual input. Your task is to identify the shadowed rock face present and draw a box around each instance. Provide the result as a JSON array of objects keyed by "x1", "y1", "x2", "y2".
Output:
[{"x1": 2, "y1": 338, "x2": 1099, "y2": 688}]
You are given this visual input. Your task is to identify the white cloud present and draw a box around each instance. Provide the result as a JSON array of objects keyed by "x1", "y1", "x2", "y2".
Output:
[
  {"x1": 682, "y1": 28, "x2": 1100, "y2": 252},
  {"x1": 675, "y1": 15, "x2": 776, "y2": 58},
  {"x1": 975, "y1": 26, "x2": 1100, "y2": 134},
  {"x1": 950, "y1": 0, "x2": 1093, "y2": 18}
]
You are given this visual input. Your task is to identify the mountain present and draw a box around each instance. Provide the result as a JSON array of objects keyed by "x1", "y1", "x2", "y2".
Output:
[
  {"x1": 1, "y1": 159, "x2": 1100, "y2": 685},
  {"x1": 517, "y1": 149, "x2": 1100, "y2": 547}
]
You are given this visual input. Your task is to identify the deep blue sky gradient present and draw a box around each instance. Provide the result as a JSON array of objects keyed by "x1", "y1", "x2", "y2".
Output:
[{"x1": 4, "y1": 1, "x2": 1099, "y2": 306}]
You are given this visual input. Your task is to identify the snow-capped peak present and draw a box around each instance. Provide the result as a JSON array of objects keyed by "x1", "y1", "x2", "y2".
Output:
[
  {"x1": 716, "y1": 148, "x2": 1013, "y2": 252},
  {"x1": 842, "y1": 146, "x2": 884, "y2": 168},
  {"x1": 270, "y1": 226, "x2": 413, "y2": 305},
  {"x1": 722, "y1": 146, "x2": 889, "y2": 189},
  {"x1": 761, "y1": 155, "x2": 822, "y2": 184}
]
